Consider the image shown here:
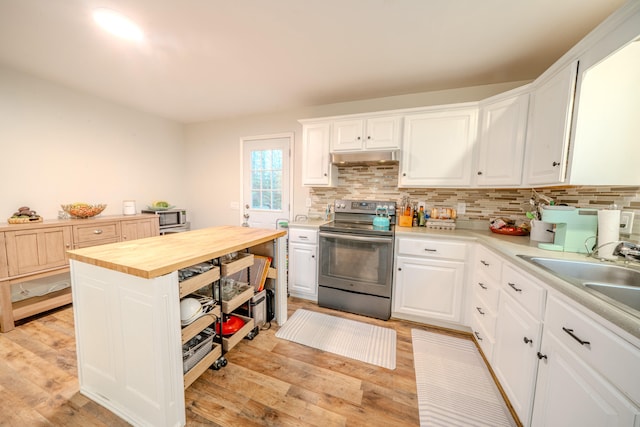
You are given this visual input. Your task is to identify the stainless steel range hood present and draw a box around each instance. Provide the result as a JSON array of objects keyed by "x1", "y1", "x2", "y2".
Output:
[{"x1": 331, "y1": 151, "x2": 399, "y2": 166}]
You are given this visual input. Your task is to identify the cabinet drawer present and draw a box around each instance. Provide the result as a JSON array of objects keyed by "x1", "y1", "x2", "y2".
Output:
[
  {"x1": 288, "y1": 228, "x2": 318, "y2": 244},
  {"x1": 74, "y1": 222, "x2": 120, "y2": 244},
  {"x1": 472, "y1": 268, "x2": 500, "y2": 313},
  {"x1": 545, "y1": 295, "x2": 640, "y2": 405},
  {"x1": 475, "y1": 245, "x2": 502, "y2": 282},
  {"x1": 397, "y1": 237, "x2": 466, "y2": 260},
  {"x1": 470, "y1": 314, "x2": 495, "y2": 361},
  {"x1": 501, "y1": 263, "x2": 546, "y2": 319},
  {"x1": 472, "y1": 292, "x2": 498, "y2": 338}
]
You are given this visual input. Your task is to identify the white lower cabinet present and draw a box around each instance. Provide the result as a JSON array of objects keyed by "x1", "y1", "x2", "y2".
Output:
[
  {"x1": 393, "y1": 236, "x2": 466, "y2": 325},
  {"x1": 287, "y1": 227, "x2": 318, "y2": 301},
  {"x1": 532, "y1": 333, "x2": 639, "y2": 427},
  {"x1": 493, "y1": 291, "x2": 543, "y2": 426},
  {"x1": 531, "y1": 294, "x2": 640, "y2": 426}
]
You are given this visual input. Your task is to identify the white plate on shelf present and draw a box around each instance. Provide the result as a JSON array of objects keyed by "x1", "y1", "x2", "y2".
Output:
[{"x1": 146, "y1": 205, "x2": 176, "y2": 211}]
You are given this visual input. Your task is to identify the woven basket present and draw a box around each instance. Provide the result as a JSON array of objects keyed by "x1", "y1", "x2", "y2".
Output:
[{"x1": 7, "y1": 217, "x2": 43, "y2": 224}]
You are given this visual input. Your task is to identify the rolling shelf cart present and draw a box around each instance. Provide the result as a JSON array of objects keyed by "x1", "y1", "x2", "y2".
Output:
[
  {"x1": 178, "y1": 262, "x2": 222, "y2": 388},
  {"x1": 178, "y1": 251, "x2": 259, "y2": 377}
]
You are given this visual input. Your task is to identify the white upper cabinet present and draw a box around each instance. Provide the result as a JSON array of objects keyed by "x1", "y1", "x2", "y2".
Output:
[
  {"x1": 475, "y1": 88, "x2": 530, "y2": 187},
  {"x1": 399, "y1": 105, "x2": 478, "y2": 187},
  {"x1": 331, "y1": 115, "x2": 402, "y2": 152},
  {"x1": 301, "y1": 122, "x2": 337, "y2": 187},
  {"x1": 523, "y1": 61, "x2": 578, "y2": 186}
]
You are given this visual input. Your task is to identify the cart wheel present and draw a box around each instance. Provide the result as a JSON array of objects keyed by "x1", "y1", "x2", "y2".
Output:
[
  {"x1": 221, "y1": 357, "x2": 228, "y2": 367},
  {"x1": 211, "y1": 360, "x2": 221, "y2": 370}
]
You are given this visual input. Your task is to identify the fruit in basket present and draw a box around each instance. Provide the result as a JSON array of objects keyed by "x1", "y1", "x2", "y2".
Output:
[
  {"x1": 152, "y1": 200, "x2": 170, "y2": 208},
  {"x1": 61, "y1": 203, "x2": 107, "y2": 218}
]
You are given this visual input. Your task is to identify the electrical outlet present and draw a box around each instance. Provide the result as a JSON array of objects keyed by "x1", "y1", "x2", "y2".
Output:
[
  {"x1": 457, "y1": 202, "x2": 466, "y2": 215},
  {"x1": 620, "y1": 211, "x2": 634, "y2": 234}
]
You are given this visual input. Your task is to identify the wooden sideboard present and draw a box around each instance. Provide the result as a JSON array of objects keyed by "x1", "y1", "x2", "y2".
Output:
[{"x1": 0, "y1": 214, "x2": 159, "y2": 332}]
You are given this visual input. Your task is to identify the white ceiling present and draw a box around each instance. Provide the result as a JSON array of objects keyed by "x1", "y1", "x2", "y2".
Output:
[{"x1": 0, "y1": 0, "x2": 626, "y2": 123}]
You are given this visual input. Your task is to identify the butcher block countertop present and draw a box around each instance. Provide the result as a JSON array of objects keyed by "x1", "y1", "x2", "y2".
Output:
[{"x1": 67, "y1": 225, "x2": 286, "y2": 279}]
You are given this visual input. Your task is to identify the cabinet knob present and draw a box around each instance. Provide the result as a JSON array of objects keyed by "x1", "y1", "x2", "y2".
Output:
[
  {"x1": 397, "y1": 267, "x2": 402, "y2": 271},
  {"x1": 367, "y1": 136, "x2": 371, "y2": 140},
  {"x1": 537, "y1": 352, "x2": 547, "y2": 360},
  {"x1": 477, "y1": 171, "x2": 483, "y2": 175},
  {"x1": 480, "y1": 260, "x2": 489, "y2": 266},
  {"x1": 402, "y1": 173, "x2": 406, "y2": 177},
  {"x1": 311, "y1": 255, "x2": 315, "y2": 258},
  {"x1": 323, "y1": 173, "x2": 327, "y2": 176},
  {"x1": 552, "y1": 161, "x2": 560, "y2": 167},
  {"x1": 93, "y1": 229, "x2": 103, "y2": 234},
  {"x1": 523, "y1": 337, "x2": 533, "y2": 344},
  {"x1": 357, "y1": 136, "x2": 361, "y2": 140}
]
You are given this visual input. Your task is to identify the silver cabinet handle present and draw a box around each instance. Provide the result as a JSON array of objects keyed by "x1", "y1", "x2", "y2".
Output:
[{"x1": 93, "y1": 229, "x2": 103, "y2": 235}]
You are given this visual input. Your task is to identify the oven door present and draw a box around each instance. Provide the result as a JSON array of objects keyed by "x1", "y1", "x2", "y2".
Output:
[{"x1": 318, "y1": 231, "x2": 393, "y2": 297}]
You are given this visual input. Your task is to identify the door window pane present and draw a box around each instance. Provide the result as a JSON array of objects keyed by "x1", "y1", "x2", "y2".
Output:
[{"x1": 250, "y1": 149, "x2": 283, "y2": 211}]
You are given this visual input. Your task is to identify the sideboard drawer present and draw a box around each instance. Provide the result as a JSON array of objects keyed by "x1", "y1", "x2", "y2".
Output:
[{"x1": 74, "y1": 222, "x2": 120, "y2": 246}]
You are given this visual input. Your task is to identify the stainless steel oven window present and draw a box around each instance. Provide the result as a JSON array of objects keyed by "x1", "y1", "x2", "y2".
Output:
[{"x1": 318, "y1": 232, "x2": 393, "y2": 297}]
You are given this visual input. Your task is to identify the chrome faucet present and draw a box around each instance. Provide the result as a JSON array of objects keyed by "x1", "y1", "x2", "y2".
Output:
[{"x1": 613, "y1": 241, "x2": 640, "y2": 262}]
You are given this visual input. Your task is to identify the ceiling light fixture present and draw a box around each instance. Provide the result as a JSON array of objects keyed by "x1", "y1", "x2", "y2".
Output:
[{"x1": 93, "y1": 8, "x2": 144, "y2": 41}]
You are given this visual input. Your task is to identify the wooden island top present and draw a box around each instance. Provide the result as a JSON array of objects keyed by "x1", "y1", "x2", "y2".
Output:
[{"x1": 67, "y1": 225, "x2": 286, "y2": 279}]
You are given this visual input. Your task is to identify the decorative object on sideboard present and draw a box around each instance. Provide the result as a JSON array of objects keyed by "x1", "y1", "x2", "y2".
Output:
[
  {"x1": 7, "y1": 206, "x2": 42, "y2": 224},
  {"x1": 61, "y1": 203, "x2": 106, "y2": 218}
]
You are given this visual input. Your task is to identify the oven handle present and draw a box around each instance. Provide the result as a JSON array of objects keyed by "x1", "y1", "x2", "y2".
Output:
[{"x1": 319, "y1": 231, "x2": 392, "y2": 243}]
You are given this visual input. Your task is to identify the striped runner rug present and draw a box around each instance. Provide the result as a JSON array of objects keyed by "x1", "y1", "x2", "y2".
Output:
[
  {"x1": 275, "y1": 309, "x2": 396, "y2": 369},
  {"x1": 412, "y1": 329, "x2": 517, "y2": 427}
]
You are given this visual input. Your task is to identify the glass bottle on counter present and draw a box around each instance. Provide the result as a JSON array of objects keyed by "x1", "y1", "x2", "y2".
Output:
[
  {"x1": 412, "y1": 205, "x2": 419, "y2": 227},
  {"x1": 418, "y1": 206, "x2": 425, "y2": 226}
]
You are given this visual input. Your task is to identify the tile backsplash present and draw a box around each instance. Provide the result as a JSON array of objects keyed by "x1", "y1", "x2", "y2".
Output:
[{"x1": 307, "y1": 164, "x2": 640, "y2": 240}]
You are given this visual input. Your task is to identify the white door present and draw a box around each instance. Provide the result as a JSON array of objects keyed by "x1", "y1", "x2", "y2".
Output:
[{"x1": 241, "y1": 134, "x2": 291, "y2": 229}]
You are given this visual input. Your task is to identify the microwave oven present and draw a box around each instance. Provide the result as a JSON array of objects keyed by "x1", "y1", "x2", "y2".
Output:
[{"x1": 141, "y1": 208, "x2": 187, "y2": 230}]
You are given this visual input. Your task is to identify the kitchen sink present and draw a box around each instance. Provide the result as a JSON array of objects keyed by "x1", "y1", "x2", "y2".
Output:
[{"x1": 517, "y1": 255, "x2": 640, "y2": 315}]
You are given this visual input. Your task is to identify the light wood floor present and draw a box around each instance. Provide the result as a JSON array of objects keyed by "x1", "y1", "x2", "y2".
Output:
[{"x1": 0, "y1": 297, "x2": 481, "y2": 426}]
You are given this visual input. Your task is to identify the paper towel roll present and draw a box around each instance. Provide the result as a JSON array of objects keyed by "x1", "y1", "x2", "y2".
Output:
[{"x1": 597, "y1": 209, "x2": 620, "y2": 260}]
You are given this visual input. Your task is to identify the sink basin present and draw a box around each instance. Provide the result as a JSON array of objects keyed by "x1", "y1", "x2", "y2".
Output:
[{"x1": 518, "y1": 255, "x2": 640, "y2": 315}]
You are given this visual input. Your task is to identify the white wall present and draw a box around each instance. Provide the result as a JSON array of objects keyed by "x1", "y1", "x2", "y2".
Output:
[
  {"x1": 0, "y1": 65, "x2": 186, "y2": 220},
  {"x1": 184, "y1": 81, "x2": 529, "y2": 230}
]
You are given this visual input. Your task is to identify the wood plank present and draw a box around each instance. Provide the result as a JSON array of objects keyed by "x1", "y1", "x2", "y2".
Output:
[
  {"x1": 0, "y1": 296, "x2": 519, "y2": 427},
  {"x1": 67, "y1": 225, "x2": 286, "y2": 279}
]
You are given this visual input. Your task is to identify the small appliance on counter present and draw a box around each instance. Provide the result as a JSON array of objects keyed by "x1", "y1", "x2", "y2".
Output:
[
  {"x1": 141, "y1": 208, "x2": 190, "y2": 234},
  {"x1": 538, "y1": 206, "x2": 598, "y2": 253}
]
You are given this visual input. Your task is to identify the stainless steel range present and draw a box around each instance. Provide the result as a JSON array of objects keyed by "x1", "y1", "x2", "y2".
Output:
[{"x1": 318, "y1": 199, "x2": 396, "y2": 320}]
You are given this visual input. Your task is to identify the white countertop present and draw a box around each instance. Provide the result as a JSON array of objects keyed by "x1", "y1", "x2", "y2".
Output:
[
  {"x1": 284, "y1": 219, "x2": 640, "y2": 342},
  {"x1": 396, "y1": 225, "x2": 640, "y2": 344}
]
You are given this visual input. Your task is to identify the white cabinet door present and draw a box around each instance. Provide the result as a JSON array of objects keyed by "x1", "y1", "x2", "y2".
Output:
[
  {"x1": 331, "y1": 119, "x2": 364, "y2": 151},
  {"x1": 532, "y1": 333, "x2": 640, "y2": 427},
  {"x1": 399, "y1": 107, "x2": 478, "y2": 187},
  {"x1": 365, "y1": 116, "x2": 402, "y2": 150},
  {"x1": 302, "y1": 122, "x2": 336, "y2": 186},
  {"x1": 394, "y1": 256, "x2": 465, "y2": 323},
  {"x1": 476, "y1": 91, "x2": 529, "y2": 186},
  {"x1": 493, "y1": 291, "x2": 542, "y2": 426},
  {"x1": 331, "y1": 116, "x2": 402, "y2": 152},
  {"x1": 524, "y1": 61, "x2": 578, "y2": 186},
  {"x1": 288, "y1": 242, "x2": 318, "y2": 301}
]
